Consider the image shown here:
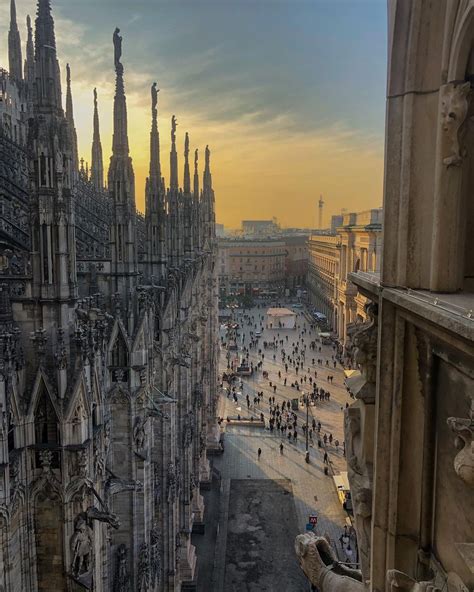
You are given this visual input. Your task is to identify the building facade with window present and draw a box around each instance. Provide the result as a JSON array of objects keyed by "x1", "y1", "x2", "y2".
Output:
[
  {"x1": 335, "y1": 208, "x2": 382, "y2": 346},
  {"x1": 218, "y1": 238, "x2": 287, "y2": 296}
]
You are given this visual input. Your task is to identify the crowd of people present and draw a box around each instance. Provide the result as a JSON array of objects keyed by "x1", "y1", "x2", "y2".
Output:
[{"x1": 219, "y1": 302, "x2": 359, "y2": 565}]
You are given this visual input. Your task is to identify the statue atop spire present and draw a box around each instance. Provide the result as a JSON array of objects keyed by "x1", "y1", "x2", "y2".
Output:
[
  {"x1": 66, "y1": 63, "x2": 79, "y2": 179},
  {"x1": 114, "y1": 27, "x2": 123, "y2": 71},
  {"x1": 171, "y1": 115, "x2": 178, "y2": 145},
  {"x1": 151, "y1": 82, "x2": 159, "y2": 115},
  {"x1": 170, "y1": 115, "x2": 178, "y2": 191},
  {"x1": 183, "y1": 132, "x2": 191, "y2": 194},
  {"x1": 9, "y1": 0, "x2": 23, "y2": 81},
  {"x1": 111, "y1": 26, "x2": 129, "y2": 157},
  {"x1": 193, "y1": 148, "x2": 199, "y2": 200},
  {"x1": 91, "y1": 87, "x2": 104, "y2": 190},
  {"x1": 149, "y1": 83, "x2": 161, "y2": 183}
]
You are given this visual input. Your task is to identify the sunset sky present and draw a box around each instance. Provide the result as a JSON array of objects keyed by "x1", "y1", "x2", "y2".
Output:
[{"x1": 1, "y1": 0, "x2": 387, "y2": 229}]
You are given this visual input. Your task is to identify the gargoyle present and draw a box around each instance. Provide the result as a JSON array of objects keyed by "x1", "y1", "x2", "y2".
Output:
[{"x1": 295, "y1": 533, "x2": 364, "y2": 592}]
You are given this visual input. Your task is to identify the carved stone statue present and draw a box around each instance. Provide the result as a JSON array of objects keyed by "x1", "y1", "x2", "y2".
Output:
[
  {"x1": 183, "y1": 410, "x2": 194, "y2": 448},
  {"x1": 133, "y1": 416, "x2": 146, "y2": 450},
  {"x1": 447, "y1": 399, "x2": 474, "y2": 487},
  {"x1": 113, "y1": 28, "x2": 122, "y2": 69},
  {"x1": 167, "y1": 462, "x2": 177, "y2": 503},
  {"x1": 151, "y1": 82, "x2": 159, "y2": 116},
  {"x1": 150, "y1": 526, "x2": 162, "y2": 586},
  {"x1": 386, "y1": 570, "x2": 440, "y2": 592},
  {"x1": 137, "y1": 543, "x2": 150, "y2": 592},
  {"x1": 184, "y1": 132, "x2": 189, "y2": 157},
  {"x1": 70, "y1": 514, "x2": 93, "y2": 577},
  {"x1": 171, "y1": 115, "x2": 177, "y2": 144},
  {"x1": 295, "y1": 533, "x2": 364, "y2": 592},
  {"x1": 440, "y1": 81, "x2": 470, "y2": 168},
  {"x1": 352, "y1": 303, "x2": 378, "y2": 398},
  {"x1": 114, "y1": 544, "x2": 130, "y2": 592}
]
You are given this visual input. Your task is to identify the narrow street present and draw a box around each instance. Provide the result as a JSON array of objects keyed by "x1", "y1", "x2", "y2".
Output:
[{"x1": 194, "y1": 303, "x2": 356, "y2": 591}]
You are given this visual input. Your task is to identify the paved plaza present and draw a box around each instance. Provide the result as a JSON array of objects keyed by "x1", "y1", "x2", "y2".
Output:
[{"x1": 194, "y1": 303, "x2": 356, "y2": 591}]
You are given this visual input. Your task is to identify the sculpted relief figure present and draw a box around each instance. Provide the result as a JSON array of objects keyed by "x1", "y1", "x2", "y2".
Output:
[
  {"x1": 447, "y1": 398, "x2": 474, "y2": 487},
  {"x1": 114, "y1": 544, "x2": 130, "y2": 592},
  {"x1": 344, "y1": 401, "x2": 373, "y2": 582},
  {"x1": 150, "y1": 526, "x2": 162, "y2": 587},
  {"x1": 295, "y1": 533, "x2": 364, "y2": 592},
  {"x1": 137, "y1": 543, "x2": 150, "y2": 592},
  {"x1": 352, "y1": 303, "x2": 378, "y2": 395},
  {"x1": 133, "y1": 416, "x2": 146, "y2": 451},
  {"x1": 441, "y1": 81, "x2": 470, "y2": 168}
]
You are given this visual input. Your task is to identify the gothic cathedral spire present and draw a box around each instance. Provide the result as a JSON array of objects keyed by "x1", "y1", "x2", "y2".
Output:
[
  {"x1": 66, "y1": 64, "x2": 79, "y2": 180},
  {"x1": 27, "y1": 0, "x2": 77, "y2": 384},
  {"x1": 193, "y1": 148, "x2": 199, "y2": 200},
  {"x1": 91, "y1": 88, "x2": 104, "y2": 190},
  {"x1": 24, "y1": 15, "x2": 35, "y2": 85},
  {"x1": 183, "y1": 132, "x2": 191, "y2": 194},
  {"x1": 107, "y1": 27, "x2": 138, "y2": 316},
  {"x1": 34, "y1": 0, "x2": 62, "y2": 112},
  {"x1": 145, "y1": 82, "x2": 166, "y2": 279},
  {"x1": 9, "y1": 0, "x2": 23, "y2": 81}
]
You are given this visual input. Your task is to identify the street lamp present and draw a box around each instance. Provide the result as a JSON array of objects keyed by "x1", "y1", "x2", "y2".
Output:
[{"x1": 304, "y1": 390, "x2": 310, "y2": 463}]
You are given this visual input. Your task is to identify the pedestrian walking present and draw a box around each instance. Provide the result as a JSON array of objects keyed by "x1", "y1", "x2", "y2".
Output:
[
  {"x1": 323, "y1": 451, "x2": 329, "y2": 464},
  {"x1": 258, "y1": 447, "x2": 262, "y2": 459},
  {"x1": 280, "y1": 443, "x2": 284, "y2": 454}
]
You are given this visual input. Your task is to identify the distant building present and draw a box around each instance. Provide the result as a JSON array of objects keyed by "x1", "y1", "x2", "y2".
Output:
[
  {"x1": 335, "y1": 208, "x2": 382, "y2": 347},
  {"x1": 307, "y1": 234, "x2": 340, "y2": 326},
  {"x1": 330, "y1": 215, "x2": 343, "y2": 233},
  {"x1": 284, "y1": 234, "x2": 309, "y2": 289},
  {"x1": 307, "y1": 208, "x2": 382, "y2": 346},
  {"x1": 241, "y1": 219, "x2": 279, "y2": 236},
  {"x1": 215, "y1": 222, "x2": 226, "y2": 237},
  {"x1": 218, "y1": 237, "x2": 286, "y2": 296}
]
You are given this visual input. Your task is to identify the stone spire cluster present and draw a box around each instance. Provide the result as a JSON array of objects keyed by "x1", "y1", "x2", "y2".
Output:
[
  {"x1": 91, "y1": 88, "x2": 104, "y2": 190},
  {"x1": 8, "y1": 0, "x2": 23, "y2": 81},
  {"x1": 1, "y1": 4, "x2": 220, "y2": 590}
]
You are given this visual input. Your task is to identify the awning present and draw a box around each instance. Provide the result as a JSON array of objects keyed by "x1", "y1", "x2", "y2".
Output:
[{"x1": 344, "y1": 369, "x2": 365, "y2": 396}]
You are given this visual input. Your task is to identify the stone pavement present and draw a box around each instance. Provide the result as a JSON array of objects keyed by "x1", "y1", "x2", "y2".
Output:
[
  {"x1": 221, "y1": 479, "x2": 308, "y2": 592},
  {"x1": 193, "y1": 304, "x2": 359, "y2": 590},
  {"x1": 213, "y1": 417, "x2": 349, "y2": 557}
]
